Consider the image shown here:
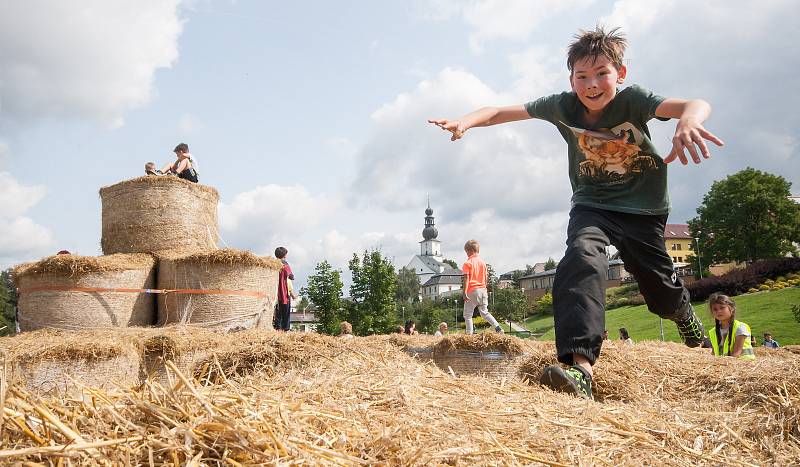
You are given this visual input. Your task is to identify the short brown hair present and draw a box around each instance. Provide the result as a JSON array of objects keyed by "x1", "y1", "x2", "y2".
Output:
[
  {"x1": 567, "y1": 26, "x2": 627, "y2": 73},
  {"x1": 464, "y1": 239, "x2": 480, "y2": 254}
]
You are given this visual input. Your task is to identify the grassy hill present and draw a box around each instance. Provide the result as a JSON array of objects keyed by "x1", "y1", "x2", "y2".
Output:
[{"x1": 524, "y1": 286, "x2": 800, "y2": 345}]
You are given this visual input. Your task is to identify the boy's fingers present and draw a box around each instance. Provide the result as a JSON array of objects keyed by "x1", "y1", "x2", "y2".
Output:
[
  {"x1": 664, "y1": 149, "x2": 678, "y2": 164},
  {"x1": 694, "y1": 135, "x2": 711, "y2": 159},
  {"x1": 701, "y1": 128, "x2": 725, "y2": 147},
  {"x1": 684, "y1": 137, "x2": 701, "y2": 164}
]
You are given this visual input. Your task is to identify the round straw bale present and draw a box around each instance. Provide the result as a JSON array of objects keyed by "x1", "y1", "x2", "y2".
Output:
[
  {"x1": 13, "y1": 253, "x2": 157, "y2": 331},
  {"x1": 402, "y1": 334, "x2": 531, "y2": 379},
  {"x1": 1, "y1": 329, "x2": 141, "y2": 397},
  {"x1": 100, "y1": 176, "x2": 219, "y2": 254},
  {"x1": 156, "y1": 249, "x2": 281, "y2": 332}
]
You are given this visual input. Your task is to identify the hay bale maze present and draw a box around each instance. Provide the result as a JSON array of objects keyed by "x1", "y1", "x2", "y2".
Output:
[
  {"x1": 13, "y1": 253, "x2": 157, "y2": 331},
  {"x1": 100, "y1": 176, "x2": 219, "y2": 254},
  {"x1": 1, "y1": 331, "x2": 798, "y2": 464},
  {"x1": 156, "y1": 249, "x2": 281, "y2": 332}
]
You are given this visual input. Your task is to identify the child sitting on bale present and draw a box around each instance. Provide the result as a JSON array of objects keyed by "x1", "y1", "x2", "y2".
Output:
[{"x1": 160, "y1": 143, "x2": 199, "y2": 183}]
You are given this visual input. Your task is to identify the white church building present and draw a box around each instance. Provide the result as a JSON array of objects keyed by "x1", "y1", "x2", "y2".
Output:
[{"x1": 404, "y1": 203, "x2": 463, "y2": 300}]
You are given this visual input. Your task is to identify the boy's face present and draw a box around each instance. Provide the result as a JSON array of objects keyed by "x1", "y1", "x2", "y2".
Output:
[{"x1": 570, "y1": 55, "x2": 626, "y2": 114}]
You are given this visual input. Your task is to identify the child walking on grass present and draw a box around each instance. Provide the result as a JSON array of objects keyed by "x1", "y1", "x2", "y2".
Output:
[
  {"x1": 430, "y1": 26, "x2": 722, "y2": 399},
  {"x1": 462, "y1": 240, "x2": 503, "y2": 335},
  {"x1": 707, "y1": 293, "x2": 755, "y2": 360}
]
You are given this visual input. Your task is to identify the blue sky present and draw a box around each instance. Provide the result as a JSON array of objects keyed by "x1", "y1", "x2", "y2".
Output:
[{"x1": 1, "y1": 0, "x2": 798, "y2": 290}]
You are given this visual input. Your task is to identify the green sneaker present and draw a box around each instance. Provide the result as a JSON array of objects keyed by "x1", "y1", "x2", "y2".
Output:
[
  {"x1": 674, "y1": 304, "x2": 708, "y2": 348},
  {"x1": 540, "y1": 365, "x2": 593, "y2": 400}
]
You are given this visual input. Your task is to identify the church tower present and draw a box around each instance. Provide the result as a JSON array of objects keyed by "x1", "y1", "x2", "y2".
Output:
[{"x1": 420, "y1": 201, "x2": 442, "y2": 258}]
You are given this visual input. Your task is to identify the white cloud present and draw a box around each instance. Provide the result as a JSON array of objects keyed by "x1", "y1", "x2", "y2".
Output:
[
  {"x1": 353, "y1": 68, "x2": 570, "y2": 221},
  {"x1": 0, "y1": 173, "x2": 53, "y2": 264},
  {"x1": 178, "y1": 113, "x2": 204, "y2": 134},
  {"x1": 218, "y1": 184, "x2": 340, "y2": 250},
  {"x1": 0, "y1": 0, "x2": 183, "y2": 128}
]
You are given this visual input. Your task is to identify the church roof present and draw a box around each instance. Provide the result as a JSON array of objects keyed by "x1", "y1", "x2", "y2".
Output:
[{"x1": 422, "y1": 273, "x2": 463, "y2": 287}]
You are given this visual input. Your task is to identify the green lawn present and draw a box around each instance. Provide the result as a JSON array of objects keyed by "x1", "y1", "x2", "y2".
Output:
[{"x1": 523, "y1": 287, "x2": 800, "y2": 345}]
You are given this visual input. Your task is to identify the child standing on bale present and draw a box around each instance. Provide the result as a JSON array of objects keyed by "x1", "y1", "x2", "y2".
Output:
[
  {"x1": 274, "y1": 246, "x2": 294, "y2": 331},
  {"x1": 707, "y1": 293, "x2": 755, "y2": 360},
  {"x1": 430, "y1": 27, "x2": 722, "y2": 399},
  {"x1": 461, "y1": 240, "x2": 503, "y2": 335}
]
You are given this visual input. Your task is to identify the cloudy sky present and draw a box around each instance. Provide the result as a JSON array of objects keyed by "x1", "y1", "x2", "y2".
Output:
[{"x1": 1, "y1": 0, "x2": 798, "y2": 289}]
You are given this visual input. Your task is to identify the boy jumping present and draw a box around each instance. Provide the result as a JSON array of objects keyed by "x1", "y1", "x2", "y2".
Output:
[{"x1": 429, "y1": 27, "x2": 722, "y2": 399}]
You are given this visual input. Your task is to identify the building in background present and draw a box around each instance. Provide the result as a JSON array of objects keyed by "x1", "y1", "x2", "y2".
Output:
[{"x1": 405, "y1": 202, "x2": 462, "y2": 300}]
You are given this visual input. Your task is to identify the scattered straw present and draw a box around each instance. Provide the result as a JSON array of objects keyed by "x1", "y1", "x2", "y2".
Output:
[{"x1": 0, "y1": 331, "x2": 797, "y2": 465}]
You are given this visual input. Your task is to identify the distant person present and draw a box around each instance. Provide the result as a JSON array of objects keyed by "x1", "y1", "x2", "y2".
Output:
[
  {"x1": 602, "y1": 330, "x2": 609, "y2": 340},
  {"x1": 274, "y1": 247, "x2": 295, "y2": 331},
  {"x1": 339, "y1": 321, "x2": 354, "y2": 340},
  {"x1": 750, "y1": 335, "x2": 757, "y2": 349},
  {"x1": 618, "y1": 327, "x2": 634, "y2": 346},
  {"x1": 707, "y1": 293, "x2": 755, "y2": 360},
  {"x1": 434, "y1": 322, "x2": 448, "y2": 337},
  {"x1": 56, "y1": 250, "x2": 71, "y2": 255},
  {"x1": 762, "y1": 333, "x2": 780, "y2": 349},
  {"x1": 395, "y1": 325, "x2": 405, "y2": 334},
  {"x1": 461, "y1": 239, "x2": 503, "y2": 335},
  {"x1": 144, "y1": 162, "x2": 163, "y2": 175},
  {"x1": 404, "y1": 319, "x2": 418, "y2": 335},
  {"x1": 161, "y1": 142, "x2": 198, "y2": 182}
]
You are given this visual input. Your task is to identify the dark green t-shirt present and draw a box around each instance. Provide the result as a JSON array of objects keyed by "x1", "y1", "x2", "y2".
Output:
[{"x1": 524, "y1": 85, "x2": 670, "y2": 215}]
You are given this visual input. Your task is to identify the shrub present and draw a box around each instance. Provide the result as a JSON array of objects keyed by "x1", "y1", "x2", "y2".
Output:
[
  {"x1": 686, "y1": 258, "x2": 800, "y2": 302},
  {"x1": 747, "y1": 288, "x2": 759, "y2": 294}
]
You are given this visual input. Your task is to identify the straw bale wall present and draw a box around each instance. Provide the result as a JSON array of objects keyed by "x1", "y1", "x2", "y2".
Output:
[
  {"x1": 157, "y1": 250, "x2": 281, "y2": 332},
  {"x1": 100, "y1": 176, "x2": 219, "y2": 254},
  {"x1": 0, "y1": 329, "x2": 141, "y2": 397},
  {"x1": 13, "y1": 254, "x2": 156, "y2": 331}
]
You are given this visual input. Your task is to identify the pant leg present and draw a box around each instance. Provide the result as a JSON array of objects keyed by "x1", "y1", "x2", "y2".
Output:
[
  {"x1": 474, "y1": 288, "x2": 501, "y2": 328},
  {"x1": 278, "y1": 303, "x2": 291, "y2": 331},
  {"x1": 553, "y1": 207, "x2": 616, "y2": 366},
  {"x1": 615, "y1": 213, "x2": 689, "y2": 319},
  {"x1": 463, "y1": 292, "x2": 478, "y2": 334}
]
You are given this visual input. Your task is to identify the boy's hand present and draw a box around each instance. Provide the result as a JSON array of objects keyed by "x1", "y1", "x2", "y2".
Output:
[
  {"x1": 665, "y1": 117, "x2": 724, "y2": 165},
  {"x1": 428, "y1": 119, "x2": 466, "y2": 141}
]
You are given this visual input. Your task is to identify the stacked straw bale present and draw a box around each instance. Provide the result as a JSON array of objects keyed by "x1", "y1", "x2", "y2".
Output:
[
  {"x1": 1, "y1": 331, "x2": 799, "y2": 464},
  {"x1": 13, "y1": 254, "x2": 156, "y2": 331},
  {"x1": 157, "y1": 249, "x2": 281, "y2": 332},
  {"x1": 0, "y1": 329, "x2": 140, "y2": 397},
  {"x1": 100, "y1": 176, "x2": 219, "y2": 254}
]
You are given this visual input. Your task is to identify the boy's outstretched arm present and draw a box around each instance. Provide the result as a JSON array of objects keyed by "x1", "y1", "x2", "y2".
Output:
[
  {"x1": 428, "y1": 105, "x2": 531, "y2": 141},
  {"x1": 655, "y1": 98, "x2": 725, "y2": 165}
]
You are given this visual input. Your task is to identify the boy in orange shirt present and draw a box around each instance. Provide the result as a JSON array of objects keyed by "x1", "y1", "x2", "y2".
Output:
[{"x1": 462, "y1": 239, "x2": 503, "y2": 335}]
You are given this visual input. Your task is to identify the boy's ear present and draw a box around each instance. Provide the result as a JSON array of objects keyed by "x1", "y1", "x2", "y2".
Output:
[{"x1": 616, "y1": 65, "x2": 627, "y2": 84}]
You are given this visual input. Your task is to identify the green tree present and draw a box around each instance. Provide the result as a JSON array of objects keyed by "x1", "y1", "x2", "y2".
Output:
[
  {"x1": 492, "y1": 287, "x2": 527, "y2": 331},
  {"x1": 442, "y1": 258, "x2": 458, "y2": 270},
  {"x1": 486, "y1": 264, "x2": 498, "y2": 292},
  {"x1": 536, "y1": 292, "x2": 554, "y2": 315},
  {"x1": 0, "y1": 269, "x2": 17, "y2": 336},
  {"x1": 544, "y1": 257, "x2": 558, "y2": 271},
  {"x1": 301, "y1": 260, "x2": 343, "y2": 335},
  {"x1": 349, "y1": 249, "x2": 398, "y2": 335},
  {"x1": 395, "y1": 267, "x2": 421, "y2": 303},
  {"x1": 690, "y1": 168, "x2": 800, "y2": 263}
]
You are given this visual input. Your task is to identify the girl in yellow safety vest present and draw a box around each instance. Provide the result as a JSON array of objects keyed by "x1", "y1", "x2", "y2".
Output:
[{"x1": 707, "y1": 293, "x2": 755, "y2": 360}]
